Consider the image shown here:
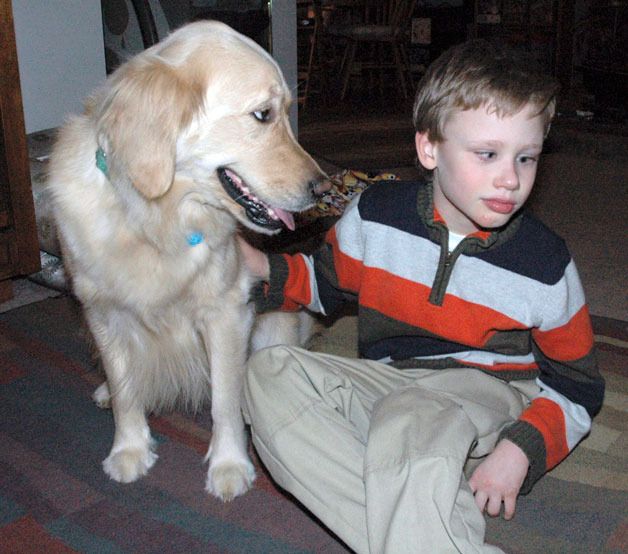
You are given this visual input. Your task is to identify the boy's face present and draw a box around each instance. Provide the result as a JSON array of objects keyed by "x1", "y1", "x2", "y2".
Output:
[{"x1": 416, "y1": 104, "x2": 545, "y2": 235}]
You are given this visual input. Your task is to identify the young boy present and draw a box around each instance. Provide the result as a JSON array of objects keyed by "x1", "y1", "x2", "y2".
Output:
[{"x1": 240, "y1": 40, "x2": 604, "y2": 553}]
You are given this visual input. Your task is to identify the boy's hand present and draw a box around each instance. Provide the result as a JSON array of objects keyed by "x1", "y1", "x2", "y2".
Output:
[
  {"x1": 468, "y1": 439, "x2": 529, "y2": 520},
  {"x1": 236, "y1": 236, "x2": 270, "y2": 280}
]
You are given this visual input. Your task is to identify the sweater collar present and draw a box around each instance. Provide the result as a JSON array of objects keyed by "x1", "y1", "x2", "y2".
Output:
[{"x1": 416, "y1": 181, "x2": 523, "y2": 252}]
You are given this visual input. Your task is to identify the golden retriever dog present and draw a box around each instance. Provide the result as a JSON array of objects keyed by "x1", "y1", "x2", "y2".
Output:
[{"x1": 47, "y1": 21, "x2": 327, "y2": 501}]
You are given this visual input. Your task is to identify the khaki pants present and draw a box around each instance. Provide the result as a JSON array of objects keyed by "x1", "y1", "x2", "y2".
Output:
[{"x1": 244, "y1": 346, "x2": 537, "y2": 554}]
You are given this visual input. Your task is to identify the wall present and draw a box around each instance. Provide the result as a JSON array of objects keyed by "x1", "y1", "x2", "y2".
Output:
[
  {"x1": 269, "y1": 0, "x2": 298, "y2": 133},
  {"x1": 11, "y1": 1, "x2": 297, "y2": 135},
  {"x1": 11, "y1": 0, "x2": 106, "y2": 134}
]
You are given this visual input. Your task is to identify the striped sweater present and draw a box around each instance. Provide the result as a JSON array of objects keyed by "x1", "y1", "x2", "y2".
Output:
[{"x1": 254, "y1": 180, "x2": 604, "y2": 491}]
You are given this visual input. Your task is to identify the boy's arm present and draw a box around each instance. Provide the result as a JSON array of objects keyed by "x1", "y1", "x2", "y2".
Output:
[
  {"x1": 250, "y1": 251, "x2": 325, "y2": 313},
  {"x1": 499, "y1": 261, "x2": 604, "y2": 493},
  {"x1": 470, "y1": 304, "x2": 601, "y2": 519},
  {"x1": 237, "y1": 236, "x2": 270, "y2": 280},
  {"x1": 246, "y1": 197, "x2": 366, "y2": 314}
]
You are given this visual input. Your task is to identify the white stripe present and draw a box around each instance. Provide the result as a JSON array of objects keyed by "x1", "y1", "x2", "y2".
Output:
[
  {"x1": 536, "y1": 378, "x2": 592, "y2": 449},
  {"x1": 334, "y1": 198, "x2": 365, "y2": 262},
  {"x1": 338, "y1": 215, "x2": 440, "y2": 290},
  {"x1": 378, "y1": 350, "x2": 535, "y2": 366},
  {"x1": 446, "y1": 257, "x2": 586, "y2": 331},
  {"x1": 301, "y1": 253, "x2": 327, "y2": 315}
]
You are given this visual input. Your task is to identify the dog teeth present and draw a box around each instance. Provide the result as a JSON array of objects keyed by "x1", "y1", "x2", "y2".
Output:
[{"x1": 221, "y1": 167, "x2": 288, "y2": 229}]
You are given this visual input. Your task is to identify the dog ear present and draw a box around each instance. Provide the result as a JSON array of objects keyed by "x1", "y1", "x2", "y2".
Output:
[{"x1": 96, "y1": 58, "x2": 203, "y2": 199}]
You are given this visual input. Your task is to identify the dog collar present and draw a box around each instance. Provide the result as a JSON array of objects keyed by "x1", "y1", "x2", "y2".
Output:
[
  {"x1": 97, "y1": 149, "x2": 202, "y2": 248},
  {"x1": 95, "y1": 148, "x2": 109, "y2": 178},
  {"x1": 186, "y1": 232, "x2": 204, "y2": 246}
]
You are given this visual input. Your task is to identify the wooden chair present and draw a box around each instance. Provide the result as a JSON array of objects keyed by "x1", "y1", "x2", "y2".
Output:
[
  {"x1": 330, "y1": 0, "x2": 416, "y2": 100},
  {"x1": 297, "y1": 1, "x2": 328, "y2": 110}
]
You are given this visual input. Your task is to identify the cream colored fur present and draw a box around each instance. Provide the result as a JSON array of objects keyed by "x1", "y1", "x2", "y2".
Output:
[{"x1": 47, "y1": 21, "x2": 325, "y2": 501}]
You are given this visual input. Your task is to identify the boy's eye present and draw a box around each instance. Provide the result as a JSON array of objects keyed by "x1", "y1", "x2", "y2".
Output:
[
  {"x1": 252, "y1": 109, "x2": 272, "y2": 123},
  {"x1": 518, "y1": 154, "x2": 538, "y2": 164},
  {"x1": 476, "y1": 151, "x2": 496, "y2": 161}
]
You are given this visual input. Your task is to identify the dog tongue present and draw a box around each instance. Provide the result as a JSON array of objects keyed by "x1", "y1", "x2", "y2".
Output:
[{"x1": 273, "y1": 207, "x2": 295, "y2": 231}]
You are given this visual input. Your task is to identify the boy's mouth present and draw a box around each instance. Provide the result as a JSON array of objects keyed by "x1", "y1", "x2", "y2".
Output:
[{"x1": 484, "y1": 198, "x2": 515, "y2": 215}]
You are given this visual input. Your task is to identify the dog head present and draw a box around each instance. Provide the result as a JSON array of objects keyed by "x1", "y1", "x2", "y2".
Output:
[{"x1": 94, "y1": 21, "x2": 327, "y2": 234}]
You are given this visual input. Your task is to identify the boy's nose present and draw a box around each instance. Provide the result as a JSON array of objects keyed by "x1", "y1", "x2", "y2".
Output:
[{"x1": 495, "y1": 163, "x2": 519, "y2": 189}]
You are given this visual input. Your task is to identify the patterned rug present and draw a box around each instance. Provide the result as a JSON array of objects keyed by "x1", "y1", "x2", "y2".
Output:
[
  {"x1": 0, "y1": 296, "x2": 348, "y2": 553},
  {"x1": 1, "y1": 296, "x2": 626, "y2": 553}
]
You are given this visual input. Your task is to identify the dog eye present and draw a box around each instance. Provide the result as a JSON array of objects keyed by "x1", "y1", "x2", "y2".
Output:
[{"x1": 252, "y1": 109, "x2": 271, "y2": 123}]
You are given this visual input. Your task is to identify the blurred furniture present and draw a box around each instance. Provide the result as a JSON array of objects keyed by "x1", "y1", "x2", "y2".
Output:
[
  {"x1": 328, "y1": 0, "x2": 416, "y2": 100},
  {"x1": 297, "y1": 1, "x2": 329, "y2": 109},
  {"x1": 575, "y1": 1, "x2": 627, "y2": 112},
  {"x1": 408, "y1": 2, "x2": 473, "y2": 72},
  {"x1": 191, "y1": 1, "x2": 270, "y2": 46},
  {"x1": 102, "y1": 0, "x2": 271, "y2": 74},
  {"x1": 0, "y1": 0, "x2": 40, "y2": 302},
  {"x1": 472, "y1": 1, "x2": 560, "y2": 72},
  {"x1": 102, "y1": 0, "x2": 191, "y2": 72},
  {"x1": 472, "y1": 0, "x2": 581, "y2": 95}
]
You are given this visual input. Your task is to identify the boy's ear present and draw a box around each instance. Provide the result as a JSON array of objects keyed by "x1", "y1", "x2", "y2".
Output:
[{"x1": 415, "y1": 132, "x2": 437, "y2": 170}]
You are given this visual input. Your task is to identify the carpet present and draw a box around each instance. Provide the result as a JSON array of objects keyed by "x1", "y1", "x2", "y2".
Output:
[
  {"x1": 0, "y1": 296, "x2": 348, "y2": 553},
  {"x1": 1, "y1": 295, "x2": 627, "y2": 553}
]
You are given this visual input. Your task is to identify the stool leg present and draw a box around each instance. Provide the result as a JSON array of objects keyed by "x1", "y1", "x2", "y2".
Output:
[
  {"x1": 340, "y1": 40, "x2": 357, "y2": 100},
  {"x1": 392, "y1": 42, "x2": 407, "y2": 98}
]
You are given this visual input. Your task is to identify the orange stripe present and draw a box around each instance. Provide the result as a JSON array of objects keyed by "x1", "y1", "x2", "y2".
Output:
[
  {"x1": 533, "y1": 305, "x2": 594, "y2": 361},
  {"x1": 328, "y1": 227, "x2": 364, "y2": 293},
  {"x1": 283, "y1": 253, "x2": 312, "y2": 309},
  {"x1": 359, "y1": 266, "x2": 526, "y2": 347},
  {"x1": 519, "y1": 397, "x2": 569, "y2": 470},
  {"x1": 280, "y1": 298, "x2": 301, "y2": 311}
]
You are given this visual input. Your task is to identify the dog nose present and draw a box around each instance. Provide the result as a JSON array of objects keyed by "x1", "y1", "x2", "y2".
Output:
[{"x1": 309, "y1": 176, "x2": 331, "y2": 198}]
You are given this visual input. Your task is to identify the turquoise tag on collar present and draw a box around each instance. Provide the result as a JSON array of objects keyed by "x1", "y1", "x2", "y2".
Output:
[
  {"x1": 187, "y1": 232, "x2": 204, "y2": 246},
  {"x1": 95, "y1": 148, "x2": 109, "y2": 177}
]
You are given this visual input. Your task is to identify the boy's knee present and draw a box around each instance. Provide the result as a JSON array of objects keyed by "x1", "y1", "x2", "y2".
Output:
[
  {"x1": 247, "y1": 345, "x2": 294, "y2": 376},
  {"x1": 244, "y1": 346, "x2": 293, "y2": 425},
  {"x1": 245, "y1": 345, "x2": 306, "y2": 400},
  {"x1": 368, "y1": 386, "x2": 475, "y2": 464}
]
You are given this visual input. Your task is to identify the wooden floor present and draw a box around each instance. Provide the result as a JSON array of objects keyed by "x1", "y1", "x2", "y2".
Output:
[{"x1": 298, "y1": 89, "x2": 418, "y2": 172}]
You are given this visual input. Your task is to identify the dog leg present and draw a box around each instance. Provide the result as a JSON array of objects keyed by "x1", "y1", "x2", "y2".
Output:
[
  {"x1": 202, "y1": 303, "x2": 256, "y2": 501},
  {"x1": 89, "y1": 335, "x2": 158, "y2": 483},
  {"x1": 93, "y1": 381, "x2": 111, "y2": 408},
  {"x1": 251, "y1": 311, "x2": 300, "y2": 351},
  {"x1": 102, "y1": 377, "x2": 157, "y2": 483},
  {"x1": 251, "y1": 310, "x2": 319, "y2": 352}
]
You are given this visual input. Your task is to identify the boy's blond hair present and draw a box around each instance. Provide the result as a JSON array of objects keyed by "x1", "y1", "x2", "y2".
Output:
[{"x1": 413, "y1": 39, "x2": 559, "y2": 142}]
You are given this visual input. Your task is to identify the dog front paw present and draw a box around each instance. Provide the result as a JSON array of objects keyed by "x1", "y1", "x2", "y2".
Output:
[
  {"x1": 103, "y1": 447, "x2": 158, "y2": 483},
  {"x1": 206, "y1": 459, "x2": 256, "y2": 501},
  {"x1": 92, "y1": 382, "x2": 111, "y2": 409}
]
